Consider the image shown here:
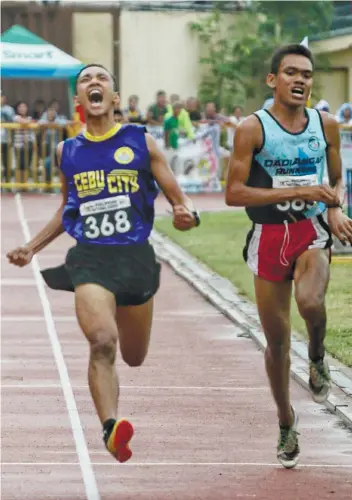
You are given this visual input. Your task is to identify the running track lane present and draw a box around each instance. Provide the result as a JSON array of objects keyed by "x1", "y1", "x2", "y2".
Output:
[{"x1": 1, "y1": 193, "x2": 352, "y2": 500}]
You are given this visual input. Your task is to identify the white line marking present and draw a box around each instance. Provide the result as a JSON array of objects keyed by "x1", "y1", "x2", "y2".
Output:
[
  {"x1": 14, "y1": 193, "x2": 100, "y2": 500},
  {"x1": 1, "y1": 384, "x2": 269, "y2": 391},
  {"x1": 2, "y1": 462, "x2": 352, "y2": 468},
  {"x1": 1, "y1": 316, "x2": 77, "y2": 322},
  {"x1": 1, "y1": 279, "x2": 37, "y2": 286}
]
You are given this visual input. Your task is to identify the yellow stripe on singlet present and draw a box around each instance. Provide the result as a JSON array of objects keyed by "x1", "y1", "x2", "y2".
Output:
[{"x1": 84, "y1": 123, "x2": 122, "y2": 142}]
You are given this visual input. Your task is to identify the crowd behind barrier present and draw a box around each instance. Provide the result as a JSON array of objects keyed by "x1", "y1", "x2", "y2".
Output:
[{"x1": 1, "y1": 122, "x2": 351, "y2": 203}]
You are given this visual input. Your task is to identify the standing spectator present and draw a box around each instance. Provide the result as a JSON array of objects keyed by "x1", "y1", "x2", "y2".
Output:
[
  {"x1": 38, "y1": 108, "x2": 68, "y2": 186},
  {"x1": 13, "y1": 101, "x2": 37, "y2": 183},
  {"x1": 164, "y1": 94, "x2": 195, "y2": 141},
  {"x1": 262, "y1": 96, "x2": 274, "y2": 109},
  {"x1": 315, "y1": 100, "x2": 330, "y2": 112},
  {"x1": 186, "y1": 97, "x2": 202, "y2": 126},
  {"x1": 1, "y1": 93, "x2": 15, "y2": 182},
  {"x1": 124, "y1": 95, "x2": 145, "y2": 123},
  {"x1": 336, "y1": 103, "x2": 352, "y2": 125},
  {"x1": 32, "y1": 99, "x2": 46, "y2": 120},
  {"x1": 226, "y1": 105, "x2": 245, "y2": 151},
  {"x1": 201, "y1": 101, "x2": 230, "y2": 126},
  {"x1": 147, "y1": 90, "x2": 168, "y2": 125},
  {"x1": 164, "y1": 102, "x2": 183, "y2": 150}
]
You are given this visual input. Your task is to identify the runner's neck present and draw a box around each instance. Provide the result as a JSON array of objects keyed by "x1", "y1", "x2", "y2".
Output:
[{"x1": 269, "y1": 102, "x2": 308, "y2": 134}]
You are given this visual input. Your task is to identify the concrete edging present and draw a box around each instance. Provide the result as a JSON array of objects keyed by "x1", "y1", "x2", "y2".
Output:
[{"x1": 150, "y1": 229, "x2": 352, "y2": 429}]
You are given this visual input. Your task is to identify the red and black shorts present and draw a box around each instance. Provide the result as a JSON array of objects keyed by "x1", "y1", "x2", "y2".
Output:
[{"x1": 243, "y1": 215, "x2": 332, "y2": 282}]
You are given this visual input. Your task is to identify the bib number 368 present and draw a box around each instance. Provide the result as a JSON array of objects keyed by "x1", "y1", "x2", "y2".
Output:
[{"x1": 84, "y1": 210, "x2": 131, "y2": 239}]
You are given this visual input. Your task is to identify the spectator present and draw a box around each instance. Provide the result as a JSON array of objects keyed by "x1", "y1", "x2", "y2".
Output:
[
  {"x1": 41, "y1": 99, "x2": 67, "y2": 121},
  {"x1": 114, "y1": 109, "x2": 125, "y2": 123},
  {"x1": 124, "y1": 95, "x2": 145, "y2": 123},
  {"x1": 38, "y1": 108, "x2": 68, "y2": 185},
  {"x1": 164, "y1": 102, "x2": 184, "y2": 150},
  {"x1": 262, "y1": 96, "x2": 274, "y2": 109},
  {"x1": 1, "y1": 93, "x2": 15, "y2": 181},
  {"x1": 164, "y1": 94, "x2": 195, "y2": 140},
  {"x1": 32, "y1": 99, "x2": 46, "y2": 120},
  {"x1": 315, "y1": 100, "x2": 330, "y2": 112},
  {"x1": 147, "y1": 90, "x2": 168, "y2": 125},
  {"x1": 336, "y1": 103, "x2": 352, "y2": 125},
  {"x1": 13, "y1": 101, "x2": 37, "y2": 183},
  {"x1": 186, "y1": 97, "x2": 202, "y2": 126},
  {"x1": 226, "y1": 105, "x2": 245, "y2": 150}
]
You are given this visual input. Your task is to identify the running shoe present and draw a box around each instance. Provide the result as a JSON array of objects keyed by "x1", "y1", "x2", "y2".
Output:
[
  {"x1": 104, "y1": 419, "x2": 134, "y2": 462},
  {"x1": 277, "y1": 406, "x2": 300, "y2": 469},
  {"x1": 309, "y1": 358, "x2": 331, "y2": 404}
]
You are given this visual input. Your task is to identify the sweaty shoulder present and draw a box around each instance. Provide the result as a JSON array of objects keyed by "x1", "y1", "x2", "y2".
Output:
[
  {"x1": 233, "y1": 114, "x2": 263, "y2": 151},
  {"x1": 56, "y1": 141, "x2": 64, "y2": 164},
  {"x1": 145, "y1": 132, "x2": 158, "y2": 152}
]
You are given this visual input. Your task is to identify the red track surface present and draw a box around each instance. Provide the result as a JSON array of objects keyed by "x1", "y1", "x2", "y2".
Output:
[{"x1": 1, "y1": 194, "x2": 352, "y2": 500}]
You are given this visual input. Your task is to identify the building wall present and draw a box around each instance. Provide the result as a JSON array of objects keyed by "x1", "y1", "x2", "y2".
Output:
[
  {"x1": 1, "y1": 3, "x2": 73, "y2": 115},
  {"x1": 119, "y1": 10, "x2": 205, "y2": 111},
  {"x1": 311, "y1": 36, "x2": 352, "y2": 113},
  {"x1": 72, "y1": 12, "x2": 114, "y2": 74}
]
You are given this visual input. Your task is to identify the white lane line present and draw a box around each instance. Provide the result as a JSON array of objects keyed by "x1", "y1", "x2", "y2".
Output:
[
  {"x1": 1, "y1": 316, "x2": 76, "y2": 322},
  {"x1": 15, "y1": 193, "x2": 100, "y2": 500},
  {"x1": 1, "y1": 384, "x2": 269, "y2": 391},
  {"x1": 1, "y1": 279, "x2": 36, "y2": 286},
  {"x1": 2, "y1": 462, "x2": 352, "y2": 468}
]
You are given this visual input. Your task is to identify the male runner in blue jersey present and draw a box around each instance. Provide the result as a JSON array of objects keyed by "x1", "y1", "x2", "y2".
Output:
[
  {"x1": 7, "y1": 64, "x2": 200, "y2": 463},
  {"x1": 225, "y1": 44, "x2": 352, "y2": 469}
]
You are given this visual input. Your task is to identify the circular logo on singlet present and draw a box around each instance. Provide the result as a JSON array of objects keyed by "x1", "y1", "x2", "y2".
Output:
[
  {"x1": 114, "y1": 147, "x2": 134, "y2": 164},
  {"x1": 308, "y1": 136, "x2": 320, "y2": 151}
]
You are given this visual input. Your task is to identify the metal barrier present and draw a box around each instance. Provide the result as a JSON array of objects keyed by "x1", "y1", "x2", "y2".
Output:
[
  {"x1": 0, "y1": 122, "x2": 81, "y2": 191},
  {"x1": 1, "y1": 122, "x2": 352, "y2": 199}
]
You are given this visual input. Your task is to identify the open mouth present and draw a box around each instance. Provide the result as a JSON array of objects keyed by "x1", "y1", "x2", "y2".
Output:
[
  {"x1": 88, "y1": 89, "x2": 103, "y2": 105},
  {"x1": 291, "y1": 87, "x2": 305, "y2": 98}
]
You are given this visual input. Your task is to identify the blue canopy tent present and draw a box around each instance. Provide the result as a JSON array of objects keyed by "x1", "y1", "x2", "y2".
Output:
[{"x1": 0, "y1": 25, "x2": 84, "y2": 114}]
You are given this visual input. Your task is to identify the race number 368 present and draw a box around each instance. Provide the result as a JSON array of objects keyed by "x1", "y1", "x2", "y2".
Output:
[
  {"x1": 84, "y1": 210, "x2": 131, "y2": 239},
  {"x1": 275, "y1": 199, "x2": 314, "y2": 212}
]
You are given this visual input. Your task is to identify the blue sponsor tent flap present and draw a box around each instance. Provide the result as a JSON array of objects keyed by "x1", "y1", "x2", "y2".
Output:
[{"x1": 0, "y1": 24, "x2": 84, "y2": 79}]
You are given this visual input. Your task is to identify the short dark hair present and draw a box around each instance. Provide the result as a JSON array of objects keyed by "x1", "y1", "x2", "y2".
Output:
[
  {"x1": 75, "y1": 64, "x2": 118, "y2": 91},
  {"x1": 270, "y1": 44, "x2": 314, "y2": 74}
]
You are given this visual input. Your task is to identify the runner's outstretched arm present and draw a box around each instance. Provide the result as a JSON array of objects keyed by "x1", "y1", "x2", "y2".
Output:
[
  {"x1": 7, "y1": 142, "x2": 67, "y2": 266},
  {"x1": 145, "y1": 133, "x2": 199, "y2": 231},
  {"x1": 225, "y1": 116, "x2": 339, "y2": 208}
]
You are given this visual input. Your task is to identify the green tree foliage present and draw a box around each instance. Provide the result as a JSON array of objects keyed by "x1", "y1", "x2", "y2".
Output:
[{"x1": 190, "y1": 1, "x2": 333, "y2": 110}]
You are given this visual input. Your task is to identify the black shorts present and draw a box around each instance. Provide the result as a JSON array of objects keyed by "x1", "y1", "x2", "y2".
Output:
[{"x1": 41, "y1": 240, "x2": 161, "y2": 307}]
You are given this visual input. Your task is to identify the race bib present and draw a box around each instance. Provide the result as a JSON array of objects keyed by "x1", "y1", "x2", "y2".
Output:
[
  {"x1": 80, "y1": 195, "x2": 132, "y2": 239},
  {"x1": 273, "y1": 174, "x2": 317, "y2": 213}
]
